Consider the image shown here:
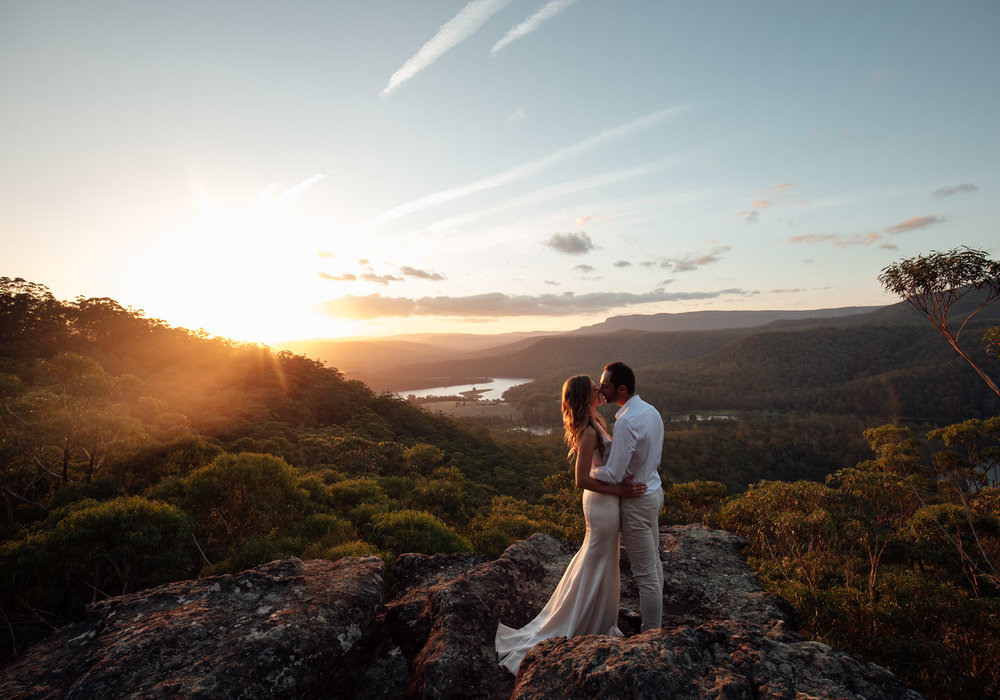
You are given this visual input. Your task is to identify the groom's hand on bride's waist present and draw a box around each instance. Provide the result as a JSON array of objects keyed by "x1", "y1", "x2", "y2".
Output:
[{"x1": 621, "y1": 474, "x2": 647, "y2": 498}]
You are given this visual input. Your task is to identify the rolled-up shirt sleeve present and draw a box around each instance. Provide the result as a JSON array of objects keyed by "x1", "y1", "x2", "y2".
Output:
[{"x1": 593, "y1": 418, "x2": 637, "y2": 483}]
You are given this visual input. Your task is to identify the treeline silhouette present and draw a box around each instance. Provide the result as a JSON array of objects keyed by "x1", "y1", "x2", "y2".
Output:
[{"x1": 1, "y1": 277, "x2": 998, "y2": 698}]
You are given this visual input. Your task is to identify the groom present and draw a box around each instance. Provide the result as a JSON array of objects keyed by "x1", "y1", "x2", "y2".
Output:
[{"x1": 593, "y1": 361, "x2": 665, "y2": 632}]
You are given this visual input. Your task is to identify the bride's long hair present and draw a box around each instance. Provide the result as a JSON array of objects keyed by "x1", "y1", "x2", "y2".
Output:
[{"x1": 561, "y1": 374, "x2": 607, "y2": 462}]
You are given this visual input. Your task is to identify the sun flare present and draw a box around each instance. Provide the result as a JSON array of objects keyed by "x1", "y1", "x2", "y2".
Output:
[{"x1": 125, "y1": 196, "x2": 357, "y2": 344}]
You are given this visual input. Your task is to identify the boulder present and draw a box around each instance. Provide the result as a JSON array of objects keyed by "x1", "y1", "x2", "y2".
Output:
[{"x1": 0, "y1": 557, "x2": 384, "y2": 699}]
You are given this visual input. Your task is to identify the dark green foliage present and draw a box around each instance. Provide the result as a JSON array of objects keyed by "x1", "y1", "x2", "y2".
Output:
[
  {"x1": 717, "y1": 420, "x2": 1000, "y2": 698},
  {"x1": 369, "y1": 509, "x2": 472, "y2": 556},
  {"x1": 163, "y1": 453, "x2": 309, "y2": 561},
  {"x1": 1, "y1": 496, "x2": 195, "y2": 653}
]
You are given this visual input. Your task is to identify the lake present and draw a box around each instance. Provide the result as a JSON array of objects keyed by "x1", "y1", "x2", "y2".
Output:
[{"x1": 401, "y1": 377, "x2": 533, "y2": 401}]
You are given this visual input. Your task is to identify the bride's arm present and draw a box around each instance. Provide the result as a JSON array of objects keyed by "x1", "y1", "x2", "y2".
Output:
[{"x1": 575, "y1": 427, "x2": 643, "y2": 497}]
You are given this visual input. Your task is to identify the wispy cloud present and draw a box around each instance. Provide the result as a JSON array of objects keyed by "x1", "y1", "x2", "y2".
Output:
[
  {"x1": 574, "y1": 264, "x2": 597, "y2": 274},
  {"x1": 362, "y1": 272, "x2": 404, "y2": 285},
  {"x1": 884, "y1": 214, "x2": 943, "y2": 234},
  {"x1": 507, "y1": 107, "x2": 526, "y2": 124},
  {"x1": 788, "y1": 214, "x2": 944, "y2": 248},
  {"x1": 380, "y1": 0, "x2": 513, "y2": 98},
  {"x1": 788, "y1": 232, "x2": 884, "y2": 247},
  {"x1": 322, "y1": 262, "x2": 446, "y2": 284},
  {"x1": 257, "y1": 173, "x2": 325, "y2": 205},
  {"x1": 367, "y1": 107, "x2": 684, "y2": 227},
  {"x1": 400, "y1": 266, "x2": 447, "y2": 281},
  {"x1": 424, "y1": 157, "x2": 679, "y2": 233},
  {"x1": 934, "y1": 183, "x2": 978, "y2": 198},
  {"x1": 733, "y1": 183, "x2": 799, "y2": 222},
  {"x1": 546, "y1": 232, "x2": 595, "y2": 255},
  {"x1": 318, "y1": 287, "x2": 756, "y2": 319},
  {"x1": 491, "y1": 0, "x2": 579, "y2": 55},
  {"x1": 659, "y1": 245, "x2": 731, "y2": 272},
  {"x1": 614, "y1": 260, "x2": 631, "y2": 268},
  {"x1": 319, "y1": 272, "x2": 357, "y2": 281}
]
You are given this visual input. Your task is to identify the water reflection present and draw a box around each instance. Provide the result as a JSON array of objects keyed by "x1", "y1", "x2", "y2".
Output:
[{"x1": 401, "y1": 378, "x2": 533, "y2": 402}]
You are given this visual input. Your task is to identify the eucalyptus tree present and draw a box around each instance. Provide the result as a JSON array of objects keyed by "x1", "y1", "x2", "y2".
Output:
[{"x1": 879, "y1": 246, "x2": 1000, "y2": 397}]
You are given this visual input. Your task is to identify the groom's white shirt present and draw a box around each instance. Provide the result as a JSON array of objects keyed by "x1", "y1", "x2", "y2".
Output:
[{"x1": 591, "y1": 394, "x2": 663, "y2": 492}]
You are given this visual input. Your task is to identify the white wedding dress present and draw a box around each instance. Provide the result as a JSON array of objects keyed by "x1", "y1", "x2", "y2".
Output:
[{"x1": 495, "y1": 437, "x2": 623, "y2": 675}]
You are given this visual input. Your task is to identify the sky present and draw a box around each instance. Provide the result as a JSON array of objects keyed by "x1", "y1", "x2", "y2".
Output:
[{"x1": 2, "y1": 1, "x2": 998, "y2": 344}]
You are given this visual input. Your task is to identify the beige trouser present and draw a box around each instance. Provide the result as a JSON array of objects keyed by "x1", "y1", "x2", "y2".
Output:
[{"x1": 620, "y1": 487, "x2": 664, "y2": 631}]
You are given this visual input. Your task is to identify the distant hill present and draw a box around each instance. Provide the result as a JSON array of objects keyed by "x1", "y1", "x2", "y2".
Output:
[
  {"x1": 277, "y1": 306, "x2": 891, "y2": 381},
  {"x1": 572, "y1": 306, "x2": 886, "y2": 334}
]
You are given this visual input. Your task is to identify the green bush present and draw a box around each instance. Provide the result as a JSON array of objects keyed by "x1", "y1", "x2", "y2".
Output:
[
  {"x1": 162, "y1": 452, "x2": 309, "y2": 560},
  {"x1": 661, "y1": 480, "x2": 728, "y2": 525},
  {"x1": 370, "y1": 509, "x2": 471, "y2": 556},
  {"x1": 2, "y1": 496, "x2": 194, "y2": 607}
]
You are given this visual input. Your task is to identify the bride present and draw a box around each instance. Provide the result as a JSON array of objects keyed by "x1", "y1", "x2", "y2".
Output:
[{"x1": 495, "y1": 374, "x2": 645, "y2": 675}]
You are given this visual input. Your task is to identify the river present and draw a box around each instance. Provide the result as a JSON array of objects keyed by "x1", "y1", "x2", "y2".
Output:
[{"x1": 400, "y1": 377, "x2": 533, "y2": 401}]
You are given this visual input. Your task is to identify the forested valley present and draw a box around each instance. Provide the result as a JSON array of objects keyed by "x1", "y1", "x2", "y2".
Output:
[{"x1": 1, "y1": 273, "x2": 999, "y2": 699}]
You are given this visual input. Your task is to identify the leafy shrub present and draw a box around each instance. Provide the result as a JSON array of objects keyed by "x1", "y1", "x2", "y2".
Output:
[
  {"x1": 370, "y1": 509, "x2": 471, "y2": 556},
  {"x1": 661, "y1": 480, "x2": 728, "y2": 525},
  {"x1": 2, "y1": 496, "x2": 194, "y2": 618},
  {"x1": 162, "y1": 452, "x2": 309, "y2": 560}
]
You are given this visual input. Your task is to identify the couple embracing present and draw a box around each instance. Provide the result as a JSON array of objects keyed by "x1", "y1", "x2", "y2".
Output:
[{"x1": 496, "y1": 361, "x2": 665, "y2": 675}]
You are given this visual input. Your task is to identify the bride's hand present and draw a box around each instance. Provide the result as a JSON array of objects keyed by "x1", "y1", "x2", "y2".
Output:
[{"x1": 621, "y1": 474, "x2": 646, "y2": 498}]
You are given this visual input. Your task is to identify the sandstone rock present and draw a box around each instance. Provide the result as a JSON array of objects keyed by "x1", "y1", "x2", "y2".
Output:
[
  {"x1": 511, "y1": 620, "x2": 922, "y2": 700},
  {"x1": 511, "y1": 526, "x2": 920, "y2": 700},
  {"x1": 405, "y1": 534, "x2": 578, "y2": 700},
  {"x1": 0, "y1": 557, "x2": 384, "y2": 699},
  {"x1": 0, "y1": 527, "x2": 923, "y2": 699}
]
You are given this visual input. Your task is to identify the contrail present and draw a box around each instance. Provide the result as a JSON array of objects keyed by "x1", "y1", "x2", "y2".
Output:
[
  {"x1": 366, "y1": 106, "x2": 685, "y2": 226},
  {"x1": 381, "y1": 0, "x2": 513, "y2": 97},
  {"x1": 491, "y1": 0, "x2": 580, "y2": 55},
  {"x1": 425, "y1": 157, "x2": 680, "y2": 232}
]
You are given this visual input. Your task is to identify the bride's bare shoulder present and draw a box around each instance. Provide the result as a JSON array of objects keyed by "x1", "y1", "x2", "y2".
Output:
[{"x1": 578, "y1": 424, "x2": 598, "y2": 447}]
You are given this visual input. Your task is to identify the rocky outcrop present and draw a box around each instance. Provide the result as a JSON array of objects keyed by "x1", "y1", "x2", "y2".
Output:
[{"x1": 0, "y1": 526, "x2": 922, "y2": 699}]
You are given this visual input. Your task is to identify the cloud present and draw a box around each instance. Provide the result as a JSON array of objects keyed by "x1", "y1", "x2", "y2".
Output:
[
  {"x1": 574, "y1": 264, "x2": 596, "y2": 273},
  {"x1": 934, "y1": 183, "x2": 978, "y2": 198},
  {"x1": 544, "y1": 280, "x2": 560, "y2": 286},
  {"x1": 400, "y1": 266, "x2": 447, "y2": 281},
  {"x1": 380, "y1": 0, "x2": 514, "y2": 97},
  {"x1": 735, "y1": 183, "x2": 799, "y2": 221},
  {"x1": 490, "y1": 0, "x2": 579, "y2": 55},
  {"x1": 787, "y1": 210, "x2": 945, "y2": 248},
  {"x1": 367, "y1": 107, "x2": 684, "y2": 226},
  {"x1": 362, "y1": 272, "x2": 404, "y2": 285},
  {"x1": 317, "y1": 251, "x2": 336, "y2": 259},
  {"x1": 319, "y1": 272, "x2": 357, "y2": 281},
  {"x1": 659, "y1": 246, "x2": 731, "y2": 272},
  {"x1": 507, "y1": 107, "x2": 526, "y2": 124},
  {"x1": 575, "y1": 213, "x2": 612, "y2": 226},
  {"x1": 884, "y1": 215, "x2": 944, "y2": 235},
  {"x1": 545, "y1": 232, "x2": 595, "y2": 255},
  {"x1": 318, "y1": 287, "x2": 755, "y2": 319},
  {"x1": 613, "y1": 260, "x2": 631, "y2": 268},
  {"x1": 788, "y1": 232, "x2": 883, "y2": 247}
]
